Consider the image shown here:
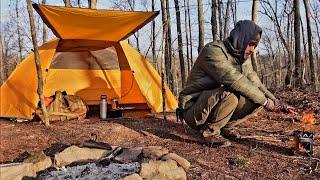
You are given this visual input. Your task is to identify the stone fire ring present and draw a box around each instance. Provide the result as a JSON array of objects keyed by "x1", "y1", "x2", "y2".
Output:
[{"x1": 0, "y1": 145, "x2": 190, "y2": 180}]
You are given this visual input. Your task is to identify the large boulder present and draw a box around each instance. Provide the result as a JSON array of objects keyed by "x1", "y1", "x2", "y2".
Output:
[{"x1": 54, "y1": 145, "x2": 110, "y2": 167}]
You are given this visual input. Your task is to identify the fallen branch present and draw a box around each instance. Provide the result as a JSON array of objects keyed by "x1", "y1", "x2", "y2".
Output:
[{"x1": 238, "y1": 135, "x2": 283, "y2": 142}]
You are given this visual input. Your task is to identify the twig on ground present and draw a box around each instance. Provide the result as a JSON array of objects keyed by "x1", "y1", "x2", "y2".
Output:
[{"x1": 238, "y1": 135, "x2": 283, "y2": 142}]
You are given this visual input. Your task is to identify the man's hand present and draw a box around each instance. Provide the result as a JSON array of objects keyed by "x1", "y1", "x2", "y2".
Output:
[
  {"x1": 264, "y1": 98, "x2": 297, "y2": 114},
  {"x1": 264, "y1": 98, "x2": 280, "y2": 112}
]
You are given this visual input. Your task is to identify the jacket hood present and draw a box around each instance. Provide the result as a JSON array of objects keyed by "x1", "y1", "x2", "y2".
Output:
[{"x1": 223, "y1": 20, "x2": 262, "y2": 61}]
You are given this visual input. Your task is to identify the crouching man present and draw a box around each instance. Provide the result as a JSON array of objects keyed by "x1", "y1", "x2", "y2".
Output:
[{"x1": 178, "y1": 20, "x2": 295, "y2": 147}]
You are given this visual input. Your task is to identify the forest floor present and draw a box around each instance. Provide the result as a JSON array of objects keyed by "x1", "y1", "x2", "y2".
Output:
[{"x1": 0, "y1": 89, "x2": 319, "y2": 179}]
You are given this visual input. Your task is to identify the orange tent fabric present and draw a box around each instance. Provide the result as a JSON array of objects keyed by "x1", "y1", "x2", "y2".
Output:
[
  {"x1": 0, "y1": 39, "x2": 178, "y2": 119},
  {"x1": 33, "y1": 4, "x2": 159, "y2": 41}
]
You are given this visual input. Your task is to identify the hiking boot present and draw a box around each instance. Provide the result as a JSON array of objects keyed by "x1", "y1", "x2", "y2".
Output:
[
  {"x1": 220, "y1": 127, "x2": 240, "y2": 139},
  {"x1": 202, "y1": 129, "x2": 231, "y2": 147}
]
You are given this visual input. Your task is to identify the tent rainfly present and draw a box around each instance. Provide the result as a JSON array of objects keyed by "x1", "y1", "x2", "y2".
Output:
[{"x1": 0, "y1": 4, "x2": 178, "y2": 120}]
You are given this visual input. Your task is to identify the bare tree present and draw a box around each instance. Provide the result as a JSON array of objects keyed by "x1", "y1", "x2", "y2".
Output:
[
  {"x1": 88, "y1": 0, "x2": 97, "y2": 9},
  {"x1": 211, "y1": 0, "x2": 218, "y2": 41},
  {"x1": 64, "y1": 0, "x2": 72, "y2": 7},
  {"x1": 260, "y1": 0, "x2": 294, "y2": 87},
  {"x1": 293, "y1": 0, "x2": 302, "y2": 87},
  {"x1": 26, "y1": 0, "x2": 49, "y2": 126},
  {"x1": 151, "y1": 0, "x2": 156, "y2": 69},
  {"x1": 223, "y1": 0, "x2": 231, "y2": 38},
  {"x1": 231, "y1": 0, "x2": 237, "y2": 26},
  {"x1": 300, "y1": 17, "x2": 308, "y2": 84},
  {"x1": 127, "y1": 0, "x2": 140, "y2": 52},
  {"x1": 218, "y1": 0, "x2": 223, "y2": 40},
  {"x1": 197, "y1": 0, "x2": 205, "y2": 53},
  {"x1": 16, "y1": 0, "x2": 23, "y2": 60},
  {"x1": 160, "y1": 0, "x2": 174, "y2": 91},
  {"x1": 187, "y1": 0, "x2": 193, "y2": 65},
  {"x1": 251, "y1": 0, "x2": 259, "y2": 73},
  {"x1": 42, "y1": 0, "x2": 47, "y2": 44},
  {"x1": 183, "y1": 0, "x2": 191, "y2": 73},
  {"x1": 166, "y1": 0, "x2": 174, "y2": 91},
  {"x1": 174, "y1": 0, "x2": 186, "y2": 88},
  {"x1": 160, "y1": 0, "x2": 168, "y2": 120},
  {"x1": 0, "y1": 34, "x2": 4, "y2": 84},
  {"x1": 304, "y1": 0, "x2": 319, "y2": 91}
]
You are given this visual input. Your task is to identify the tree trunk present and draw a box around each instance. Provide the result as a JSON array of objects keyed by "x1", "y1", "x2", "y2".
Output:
[
  {"x1": 293, "y1": 0, "x2": 302, "y2": 88},
  {"x1": 300, "y1": 16, "x2": 308, "y2": 84},
  {"x1": 42, "y1": 0, "x2": 47, "y2": 44},
  {"x1": 16, "y1": 0, "x2": 23, "y2": 61},
  {"x1": 160, "y1": 0, "x2": 173, "y2": 92},
  {"x1": 165, "y1": 0, "x2": 174, "y2": 92},
  {"x1": 304, "y1": 0, "x2": 319, "y2": 91},
  {"x1": 88, "y1": 0, "x2": 97, "y2": 9},
  {"x1": 174, "y1": 0, "x2": 186, "y2": 88},
  {"x1": 152, "y1": 0, "x2": 157, "y2": 70},
  {"x1": 197, "y1": 0, "x2": 205, "y2": 53},
  {"x1": 0, "y1": 34, "x2": 4, "y2": 84},
  {"x1": 223, "y1": 0, "x2": 231, "y2": 38},
  {"x1": 187, "y1": 0, "x2": 193, "y2": 65},
  {"x1": 211, "y1": 0, "x2": 218, "y2": 41},
  {"x1": 26, "y1": 0, "x2": 49, "y2": 126},
  {"x1": 251, "y1": 0, "x2": 259, "y2": 73},
  {"x1": 218, "y1": 0, "x2": 223, "y2": 40},
  {"x1": 231, "y1": 0, "x2": 237, "y2": 26},
  {"x1": 64, "y1": 0, "x2": 71, "y2": 7},
  {"x1": 184, "y1": 0, "x2": 190, "y2": 74},
  {"x1": 160, "y1": 0, "x2": 167, "y2": 120},
  {"x1": 128, "y1": 0, "x2": 140, "y2": 52}
]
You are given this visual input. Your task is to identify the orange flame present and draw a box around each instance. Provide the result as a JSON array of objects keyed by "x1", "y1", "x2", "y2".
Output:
[
  {"x1": 298, "y1": 142, "x2": 305, "y2": 151},
  {"x1": 301, "y1": 112, "x2": 315, "y2": 125}
]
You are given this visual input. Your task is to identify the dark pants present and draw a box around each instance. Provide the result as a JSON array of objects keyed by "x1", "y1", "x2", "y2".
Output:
[{"x1": 183, "y1": 87, "x2": 259, "y2": 134}]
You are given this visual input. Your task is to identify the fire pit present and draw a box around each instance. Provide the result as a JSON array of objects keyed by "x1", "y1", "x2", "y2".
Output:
[{"x1": 1, "y1": 144, "x2": 190, "y2": 180}]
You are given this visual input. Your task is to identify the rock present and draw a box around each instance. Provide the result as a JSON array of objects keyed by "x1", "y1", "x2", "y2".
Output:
[
  {"x1": 23, "y1": 151, "x2": 52, "y2": 173},
  {"x1": 142, "y1": 146, "x2": 169, "y2": 160},
  {"x1": 153, "y1": 166, "x2": 187, "y2": 180},
  {"x1": 140, "y1": 159, "x2": 187, "y2": 180},
  {"x1": 0, "y1": 163, "x2": 36, "y2": 179},
  {"x1": 122, "y1": 173, "x2": 143, "y2": 180},
  {"x1": 161, "y1": 153, "x2": 190, "y2": 171},
  {"x1": 115, "y1": 148, "x2": 143, "y2": 163},
  {"x1": 139, "y1": 160, "x2": 161, "y2": 179},
  {"x1": 157, "y1": 159, "x2": 179, "y2": 172},
  {"x1": 54, "y1": 145, "x2": 109, "y2": 167}
]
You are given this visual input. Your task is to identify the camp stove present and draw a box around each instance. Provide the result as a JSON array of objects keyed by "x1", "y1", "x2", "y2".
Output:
[{"x1": 294, "y1": 131, "x2": 314, "y2": 155}]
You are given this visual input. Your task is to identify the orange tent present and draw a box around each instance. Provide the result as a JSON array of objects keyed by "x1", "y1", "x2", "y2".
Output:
[{"x1": 0, "y1": 5, "x2": 177, "y2": 119}]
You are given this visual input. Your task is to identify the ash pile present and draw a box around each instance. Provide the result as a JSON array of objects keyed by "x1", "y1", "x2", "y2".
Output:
[{"x1": 38, "y1": 162, "x2": 140, "y2": 180}]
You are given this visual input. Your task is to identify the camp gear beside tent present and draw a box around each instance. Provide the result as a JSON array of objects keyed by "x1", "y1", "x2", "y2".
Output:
[
  {"x1": 35, "y1": 91, "x2": 88, "y2": 122},
  {"x1": 0, "y1": 4, "x2": 178, "y2": 120}
]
